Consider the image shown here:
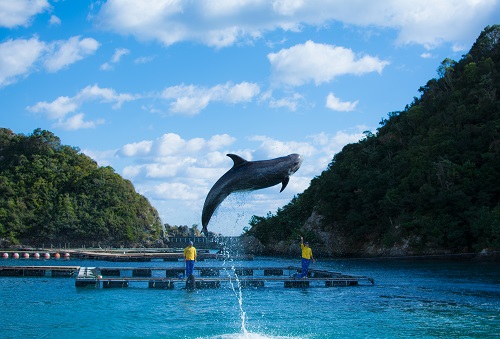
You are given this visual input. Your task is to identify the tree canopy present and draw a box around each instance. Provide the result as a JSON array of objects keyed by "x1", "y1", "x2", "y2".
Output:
[
  {"x1": 0, "y1": 128, "x2": 163, "y2": 247},
  {"x1": 245, "y1": 25, "x2": 500, "y2": 254}
]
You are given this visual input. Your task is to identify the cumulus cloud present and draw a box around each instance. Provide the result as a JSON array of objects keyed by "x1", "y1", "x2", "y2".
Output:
[
  {"x1": 0, "y1": 37, "x2": 45, "y2": 87},
  {"x1": 95, "y1": 0, "x2": 498, "y2": 49},
  {"x1": 100, "y1": 48, "x2": 130, "y2": 70},
  {"x1": 268, "y1": 92, "x2": 305, "y2": 111},
  {"x1": 0, "y1": 0, "x2": 50, "y2": 28},
  {"x1": 161, "y1": 82, "x2": 260, "y2": 115},
  {"x1": 306, "y1": 129, "x2": 367, "y2": 170},
  {"x1": 148, "y1": 182, "x2": 205, "y2": 200},
  {"x1": 0, "y1": 36, "x2": 99, "y2": 86},
  {"x1": 134, "y1": 55, "x2": 156, "y2": 64},
  {"x1": 109, "y1": 130, "x2": 366, "y2": 210},
  {"x1": 27, "y1": 84, "x2": 136, "y2": 130},
  {"x1": 115, "y1": 132, "x2": 322, "y2": 202},
  {"x1": 49, "y1": 15, "x2": 61, "y2": 26},
  {"x1": 53, "y1": 113, "x2": 105, "y2": 130},
  {"x1": 91, "y1": 129, "x2": 370, "y2": 233},
  {"x1": 268, "y1": 41, "x2": 389, "y2": 87},
  {"x1": 77, "y1": 83, "x2": 135, "y2": 108},
  {"x1": 248, "y1": 135, "x2": 316, "y2": 160},
  {"x1": 326, "y1": 93, "x2": 359, "y2": 112},
  {"x1": 118, "y1": 133, "x2": 236, "y2": 160},
  {"x1": 44, "y1": 36, "x2": 100, "y2": 72}
]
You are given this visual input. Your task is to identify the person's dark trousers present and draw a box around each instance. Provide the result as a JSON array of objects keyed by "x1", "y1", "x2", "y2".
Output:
[
  {"x1": 186, "y1": 260, "x2": 195, "y2": 277},
  {"x1": 300, "y1": 258, "x2": 310, "y2": 278}
]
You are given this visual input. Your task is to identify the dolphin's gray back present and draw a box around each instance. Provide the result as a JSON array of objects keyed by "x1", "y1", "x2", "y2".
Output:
[{"x1": 201, "y1": 154, "x2": 302, "y2": 231}]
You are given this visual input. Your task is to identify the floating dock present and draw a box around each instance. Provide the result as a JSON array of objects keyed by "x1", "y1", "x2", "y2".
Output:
[
  {"x1": 75, "y1": 266, "x2": 374, "y2": 289},
  {"x1": 2, "y1": 249, "x2": 253, "y2": 262},
  {"x1": 0, "y1": 265, "x2": 80, "y2": 277},
  {"x1": 0, "y1": 265, "x2": 375, "y2": 288},
  {"x1": 69, "y1": 250, "x2": 253, "y2": 262}
]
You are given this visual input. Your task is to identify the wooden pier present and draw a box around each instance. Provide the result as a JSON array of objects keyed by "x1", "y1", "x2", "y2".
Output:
[{"x1": 75, "y1": 266, "x2": 375, "y2": 289}]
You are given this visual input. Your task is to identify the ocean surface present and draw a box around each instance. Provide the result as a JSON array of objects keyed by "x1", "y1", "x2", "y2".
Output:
[{"x1": 0, "y1": 255, "x2": 498, "y2": 338}]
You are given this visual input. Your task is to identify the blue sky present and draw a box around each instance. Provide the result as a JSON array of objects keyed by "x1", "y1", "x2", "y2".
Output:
[{"x1": 1, "y1": 1, "x2": 499, "y2": 235}]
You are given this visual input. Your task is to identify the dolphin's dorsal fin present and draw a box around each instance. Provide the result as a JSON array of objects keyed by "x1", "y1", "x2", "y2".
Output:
[
  {"x1": 280, "y1": 177, "x2": 289, "y2": 192},
  {"x1": 227, "y1": 154, "x2": 248, "y2": 167}
]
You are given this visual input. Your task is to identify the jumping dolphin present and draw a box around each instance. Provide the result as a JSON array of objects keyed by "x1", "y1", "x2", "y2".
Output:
[{"x1": 201, "y1": 153, "x2": 303, "y2": 235}]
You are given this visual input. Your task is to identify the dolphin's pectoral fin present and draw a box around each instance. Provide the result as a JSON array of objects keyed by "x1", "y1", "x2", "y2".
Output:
[
  {"x1": 280, "y1": 177, "x2": 290, "y2": 192},
  {"x1": 227, "y1": 154, "x2": 248, "y2": 167}
]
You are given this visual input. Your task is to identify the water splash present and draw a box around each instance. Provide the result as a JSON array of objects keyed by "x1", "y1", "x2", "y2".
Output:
[
  {"x1": 203, "y1": 334, "x2": 302, "y2": 339},
  {"x1": 217, "y1": 237, "x2": 248, "y2": 335}
]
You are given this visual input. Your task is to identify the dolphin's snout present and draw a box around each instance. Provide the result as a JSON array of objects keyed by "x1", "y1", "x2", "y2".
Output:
[
  {"x1": 290, "y1": 153, "x2": 303, "y2": 173},
  {"x1": 296, "y1": 154, "x2": 303, "y2": 165}
]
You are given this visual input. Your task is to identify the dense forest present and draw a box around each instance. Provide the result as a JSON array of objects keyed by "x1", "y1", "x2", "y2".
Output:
[
  {"x1": 245, "y1": 26, "x2": 500, "y2": 256},
  {"x1": 0, "y1": 128, "x2": 163, "y2": 247}
]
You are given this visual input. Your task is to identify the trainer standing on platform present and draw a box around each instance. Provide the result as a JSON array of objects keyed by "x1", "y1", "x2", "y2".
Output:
[
  {"x1": 300, "y1": 236, "x2": 316, "y2": 278},
  {"x1": 183, "y1": 241, "x2": 197, "y2": 278}
]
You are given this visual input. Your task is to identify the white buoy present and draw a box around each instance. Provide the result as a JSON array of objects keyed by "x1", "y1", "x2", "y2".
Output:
[
  {"x1": 63, "y1": 253, "x2": 70, "y2": 260},
  {"x1": 2, "y1": 253, "x2": 8, "y2": 259},
  {"x1": 44, "y1": 253, "x2": 50, "y2": 259},
  {"x1": 22, "y1": 253, "x2": 29, "y2": 259},
  {"x1": 13, "y1": 253, "x2": 19, "y2": 259},
  {"x1": 34, "y1": 253, "x2": 40, "y2": 259}
]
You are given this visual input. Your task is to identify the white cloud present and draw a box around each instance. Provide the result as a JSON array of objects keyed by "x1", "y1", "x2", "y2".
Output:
[
  {"x1": 95, "y1": 0, "x2": 498, "y2": 49},
  {"x1": 0, "y1": 0, "x2": 50, "y2": 28},
  {"x1": 118, "y1": 133, "x2": 236, "y2": 160},
  {"x1": 115, "y1": 132, "x2": 318, "y2": 206},
  {"x1": 100, "y1": 48, "x2": 130, "y2": 70},
  {"x1": 28, "y1": 84, "x2": 136, "y2": 116},
  {"x1": 77, "y1": 84, "x2": 136, "y2": 108},
  {"x1": 0, "y1": 37, "x2": 45, "y2": 87},
  {"x1": 27, "y1": 84, "x2": 136, "y2": 130},
  {"x1": 0, "y1": 36, "x2": 100, "y2": 86},
  {"x1": 268, "y1": 92, "x2": 304, "y2": 111},
  {"x1": 268, "y1": 40, "x2": 389, "y2": 87},
  {"x1": 134, "y1": 55, "x2": 156, "y2": 64},
  {"x1": 149, "y1": 182, "x2": 204, "y2": 200},
  {"x1": 306, "y1": 130, "x2": 367, "y2": 171},
  {"x1": 120, "y1": 140, "x2": 154, "y2": 157},
  {"x1": 28, "y1": 96, "x2": 77, "y2": 119},
  {"x1": 248, "y1": 135, "x2": 316, "y2": 159},
  {"x1": 44, "y1": 36, "x2": 100, "y2": 72},
  {"x1": 52, "y1": 113, "x2": 105, "y2": 131},
  {"x1": 325, "y1": 93, "x2": 359, "y2": 112},
  {"x1": 161, "y1": 82, "x2": 260, "y2": 115},
  {"x1": 49, "y1": 15, "x2": 61, "y2": 26},
  {"x1": 93, "y1": 129, "x2": 370, "y2": 232}
]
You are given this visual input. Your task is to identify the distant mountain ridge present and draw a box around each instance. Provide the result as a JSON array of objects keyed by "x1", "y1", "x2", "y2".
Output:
[{"x1": 243, "y1": 25, "x2": 500, "y2": 257}]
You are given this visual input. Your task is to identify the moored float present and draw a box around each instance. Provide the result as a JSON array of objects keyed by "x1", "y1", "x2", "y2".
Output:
[{"x1": 74, "y1": 266, "x2": 374, "y2": 289}]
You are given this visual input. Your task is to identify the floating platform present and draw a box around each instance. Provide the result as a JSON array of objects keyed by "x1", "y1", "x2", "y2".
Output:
[
  {"x1": 75, "y1": 266, "x2": 374, "y2": 289},
  {"x1": 1, "y1": 249, "x2": 253, "y2": 262},
  {"x1": 0, "y1": 265, "x2": 80, "y2": 277},
  {"x1": 69, "y1": 250, "x2": 253, "y2": 262}
]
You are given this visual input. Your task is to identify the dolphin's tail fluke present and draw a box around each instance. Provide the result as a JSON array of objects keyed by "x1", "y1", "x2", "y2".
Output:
[{"x1": 202, "y1": 225, "x2": 208, "y2": 237}]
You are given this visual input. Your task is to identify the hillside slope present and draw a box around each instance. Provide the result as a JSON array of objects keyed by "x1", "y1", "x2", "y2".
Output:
[
  {"x1": 244, "y1": 25, "x2": 500, "y2": 257},
  {"x1": 0, "y1": 128, "x2": 163, "y2": 247}
]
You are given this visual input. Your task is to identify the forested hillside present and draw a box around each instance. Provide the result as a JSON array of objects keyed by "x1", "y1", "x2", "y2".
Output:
[
  {"x1": 245, "y1": 26, "x2": 500, "y2": 256},
  {"x1": 0, "y1": 128, "x2": 163, "y2": 247}
]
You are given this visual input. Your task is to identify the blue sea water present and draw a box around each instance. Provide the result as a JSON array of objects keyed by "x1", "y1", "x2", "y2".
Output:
[{"x1": 0, "y1": 256, "x2": 499, "y2": 338}]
